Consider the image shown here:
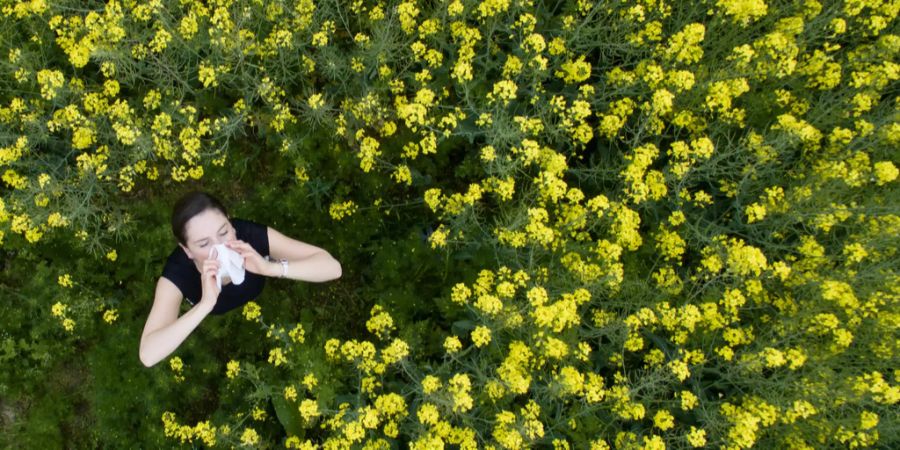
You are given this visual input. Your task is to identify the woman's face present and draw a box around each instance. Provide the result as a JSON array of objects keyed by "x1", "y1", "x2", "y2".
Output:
[{"x1": 179, "y1": 208, "x2": 236, "y2": 261}]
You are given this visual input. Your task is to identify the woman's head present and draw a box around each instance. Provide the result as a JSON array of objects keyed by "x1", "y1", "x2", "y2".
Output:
[{"x1": 172, "y1": 191, "x2": 236, "y2": 260}]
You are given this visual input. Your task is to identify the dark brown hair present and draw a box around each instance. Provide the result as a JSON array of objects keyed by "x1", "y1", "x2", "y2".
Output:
[{"x1": 171, "y1": 191, "x2": 229, "y2": 247}]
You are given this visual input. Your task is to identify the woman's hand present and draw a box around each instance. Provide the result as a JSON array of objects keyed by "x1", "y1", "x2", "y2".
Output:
[
  {"x1": 199, "y1": 248, "x2": 222, "y2": 308},
  {"x1": 225, "y1": 240, "x2": 273, "y2": 276}
]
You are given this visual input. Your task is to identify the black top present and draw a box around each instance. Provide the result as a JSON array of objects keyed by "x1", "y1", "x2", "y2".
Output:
[{"x1": 161, "y1": 218, "x2": 270, "y2": 315}]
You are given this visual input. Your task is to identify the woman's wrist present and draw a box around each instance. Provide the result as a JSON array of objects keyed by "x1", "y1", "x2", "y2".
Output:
[
  {"x1": 267, "y1": 259, "x2": 283, "y2": 278},
  {"x1": 196, "y1": 297, "x2": 216, "y2": 313}
]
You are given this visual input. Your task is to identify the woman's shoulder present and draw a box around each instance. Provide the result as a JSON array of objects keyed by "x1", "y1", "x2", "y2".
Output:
[
  {"x1": 231, "y1": 217, "x2": 267, "y2": 230},
  {"x1": 162, "y1": 246, "x2": 193, "y2": 272},
  {"x1": 160, "y1": 248, "x2": 199, "y2": 304},
  {"x1": 231, "y1": 217, "x2": 268, "y2": 237},
  {"x1": 163, "y1": 245, "x2": 189, "y2": 267},
  {"x1": 160, "y1": 247, "x2": 193, "y2": 287}
]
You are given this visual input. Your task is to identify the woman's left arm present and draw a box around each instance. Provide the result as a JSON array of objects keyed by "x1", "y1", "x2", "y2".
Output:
[{"x1": 263, "y1": 226, "x2": 342, "y2": 282}]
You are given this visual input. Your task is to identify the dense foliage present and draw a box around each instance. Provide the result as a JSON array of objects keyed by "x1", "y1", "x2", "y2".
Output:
[{"x1": 1, "y1": 0, "x2": 898, "y2": 448}]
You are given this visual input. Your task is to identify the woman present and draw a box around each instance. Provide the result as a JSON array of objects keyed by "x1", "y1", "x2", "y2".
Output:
[{"x1": 139, "y1": 191, "x2": 342, "y2": 367}]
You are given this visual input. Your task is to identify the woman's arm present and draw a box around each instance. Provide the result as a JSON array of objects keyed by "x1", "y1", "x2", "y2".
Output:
[
  {"x1": 265, "y1": 226, "x2": 342, "y2": 282},
  {"x1": 139, "y1": 277, "x2": 213, "y2": 367}
]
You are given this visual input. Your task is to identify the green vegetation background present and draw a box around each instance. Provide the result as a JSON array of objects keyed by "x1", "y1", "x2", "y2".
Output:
[{"x1": 1, "y1": 0, "x2": 898, "y2": 448}]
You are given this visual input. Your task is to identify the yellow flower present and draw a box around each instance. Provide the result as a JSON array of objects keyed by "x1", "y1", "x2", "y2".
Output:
[
  {"x1": 555, "y1": 366, "x2": 584, "y2": 396},
  {"x1": 62, "y1": 318, "x2": 75, "y2": 332},
  {"x1": 149, "y1": 28, "x2": 172, "y2": 53},
  {"x1": 417, "y1": 402, "x2": 439, "y2": 425},
  {"x1": 268, "y1": 347, "x2": 287, "y2": 366},
  {"x1": 35, "y1": 173, "x2": 50, "y2": 190},
  {"x1": 289, "y1": 323, "x2": 305, "y2": 343},
  {"x1": 329, "y1": 200, "x2": 358, "y2": 221},
  {"x1": 308, "y1": 93, "x2": 324, "y2": 110},
  {"x1": 487, "y1": 176, "x2": 516, "y2": 202},
  {"x1": 668, "y1": 359, "x2": 691, "y2": 381},
  {"x1": 549, "y1": 36, "x2": 566, "y2": 55},
  {"x1": 655, "y1": 227, "x2": 685, "y2": 262},
  {"x1": 299, "y1": 399, "x2": 320, "y2": 421},
  {"x1": 25, "y1": 228, "x2": 44, "y2": 244},
  {"x1": 391, "y1": 164, "x2": 412, "y2": 186},
  {"x1": 58, "y1": 273, "x2": 73, "y2": 288},
  {"x1": 471, "y1": 325, "x2": 491, "y2": 347},
  {"x1": 725, "y1": 237, "x2": 768, "y2": 276},
  {"x1": 343, "y1": 421, "x2": 365, "y2": 442},
  {"x1": 71, "y1": 127, "x2": 95, "y2": 149},
  {"x1": 177, "y1": 12, "x2": 199, "y2": 38},
  {"x1": 284, "y1": 386, "x2": 297, "y2": 401},
  {"x1": 444, "y1": 335, "x2": 462, "y2": 354},
  {"x1": 686, "y1": 426, "x2": 707, "y2": 447},
  {"x1": 381, "y1": 338, "x2": 410, "y2": 365},
  {"x1": 681, "y1": 391, "x2": 699, "y2": 410},
  {"x1": 302, "y1": 373, "x2": 318, "y2": 390},
  {"x1": 103, "y1": 309, "x2": 118, "y2": 324},
  {"x1": 498, "y1": 341, "x2": 533, "y2": 394},
  {"x1": 448, "y1": 373, "x2": 473, "y2": 412},
  {"x1": 240, "y1": 427, "x2": 259, "y2": 446},
  {"x1": 488, "y1": 80, "x2": 518, "y2": 105},
  {"x1": 397, "y1": 1, "x2": 419, "y2": 33},
  {"x1": 873, "y1": 161, "x2": 897, "y2": 185},
  {"x1": 192, "y1": 420, "x2": 217, "y2": 446},
  {"x1": 324, "y1": 338, "x2": 341, "y2": 360},
  {"x1": 474, "y1": 294, "x2": 503, "y2": 315},
  {"x1": 294, "y1": 165, "x2": 309, "y2": 184},
  {"x1": 251, "y1": 406, "x2": 267, "y2": 421},
  {"x1": 428, "y1": 224, "x2": 449, "y2": 249},
  {"x1": 365, "y1": 305, "x2": 395, "y2": 340},
  {"x1": 745, "y1": 203, "x2": 766, "y2": 223},
  {"x1": 480, "y1": 145, "x2": 496, "y2": 162},
  {"x1": 717, "y1": 0, "x2": 768, "y2": 26},
  {"x1": 842, "y1": 242, "x2": 867, "y2": 264},
  {"x1": 169, "y1": 356, "x2": 184, "y2": 372},
  {"x1": 198, "y1": 62, "x2": 217, "y2": 88},
  {"x1": 36, "y1": 69, "x2": 64, "y2": 100},
  {"x1": 555, "y1": 56, "x2": 591, "y2": 84},
  {"x1": 496, "y1": 281, "x2": 516, "y2": 299},
  {"x1": 103, "y1": 79, "x2": 119, "y2": 97},
  {"x1": 226, "y1": 360, "x2": 240, "y2": 379},
  {"x1": 859, "y1": 410, "x2": 879, "y2": 430},
  {"x1": 106, "y1": 249, "x2": 117, "y2": 261},
  {"x1": 51, "y1": 302, "x2": 67, "y2": 317},
  {"x1": 662, "y1": 23, "x2": 705, "y2": 64},
  {"x1": 476, "y1": 0, "x2": 510, "y2": 18},
  {"x1": 143, "y1": 89, "x2": 162, "y2": 110},
  {"x1": 450, "y1": 283, "x2": 471, "y2": 304},
  {"x1": 761, "y1": 347, "x2": 786, "y2": 368},
  {"x1": 422, "y1": 375, "x2": 441, "y2": 394},
  {"x1": 653, "y1": 410, "x2": 675, "y2": 430},
  {"x1": 242, "y1": 301, "x2": 261, "y2": 321},
  {"x1": 23, "y1": 194, "x2": 46, "y2": 212}
]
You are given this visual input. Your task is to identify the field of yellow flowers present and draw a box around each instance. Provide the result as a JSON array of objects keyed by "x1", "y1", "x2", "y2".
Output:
[{"x1": 1, "y1": 0, "x2": 898, "y2": 448}]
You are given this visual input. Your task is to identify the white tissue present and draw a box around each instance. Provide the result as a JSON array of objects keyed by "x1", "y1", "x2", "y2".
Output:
[{"x1": 209, "y1": 243, "x2": 245, "y2": 290}]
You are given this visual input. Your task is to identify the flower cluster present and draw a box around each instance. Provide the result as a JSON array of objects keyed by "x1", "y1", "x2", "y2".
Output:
[{"x1": 2, "y1": 0, "x2": 895, "y2": 448}]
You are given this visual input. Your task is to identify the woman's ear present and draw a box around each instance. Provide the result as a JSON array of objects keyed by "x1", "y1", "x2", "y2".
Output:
[{"x1": 179, "y1": 243, "x2": 194, "y2": 260}]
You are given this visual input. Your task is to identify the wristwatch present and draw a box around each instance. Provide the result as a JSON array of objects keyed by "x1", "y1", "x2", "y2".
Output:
[
  {"x1": 278, "y1": 258, "x2": 289, "y2": 278},
  {"x1": 267, "y1": 255, "x2": 289, "y2": 278}
]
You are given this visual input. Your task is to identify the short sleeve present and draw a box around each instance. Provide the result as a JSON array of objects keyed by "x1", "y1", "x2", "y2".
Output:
[
  {"x1": 161, "y1": 261, "x2": 179, "y2": 286},
  {"x1": 160, "y1": 249, "x2": 200, "y2": 304},
  {"x1": 233, "y1": 218, "x2": 270, "y2": 257}
]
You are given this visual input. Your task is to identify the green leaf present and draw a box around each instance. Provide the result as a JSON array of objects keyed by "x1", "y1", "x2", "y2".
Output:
[
  {"x1": 451, "y1": 320, "x2": 475, "y2": 335},
  {"x1": 271, "y1": 394, "x2": 305, "y2": 439}
]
